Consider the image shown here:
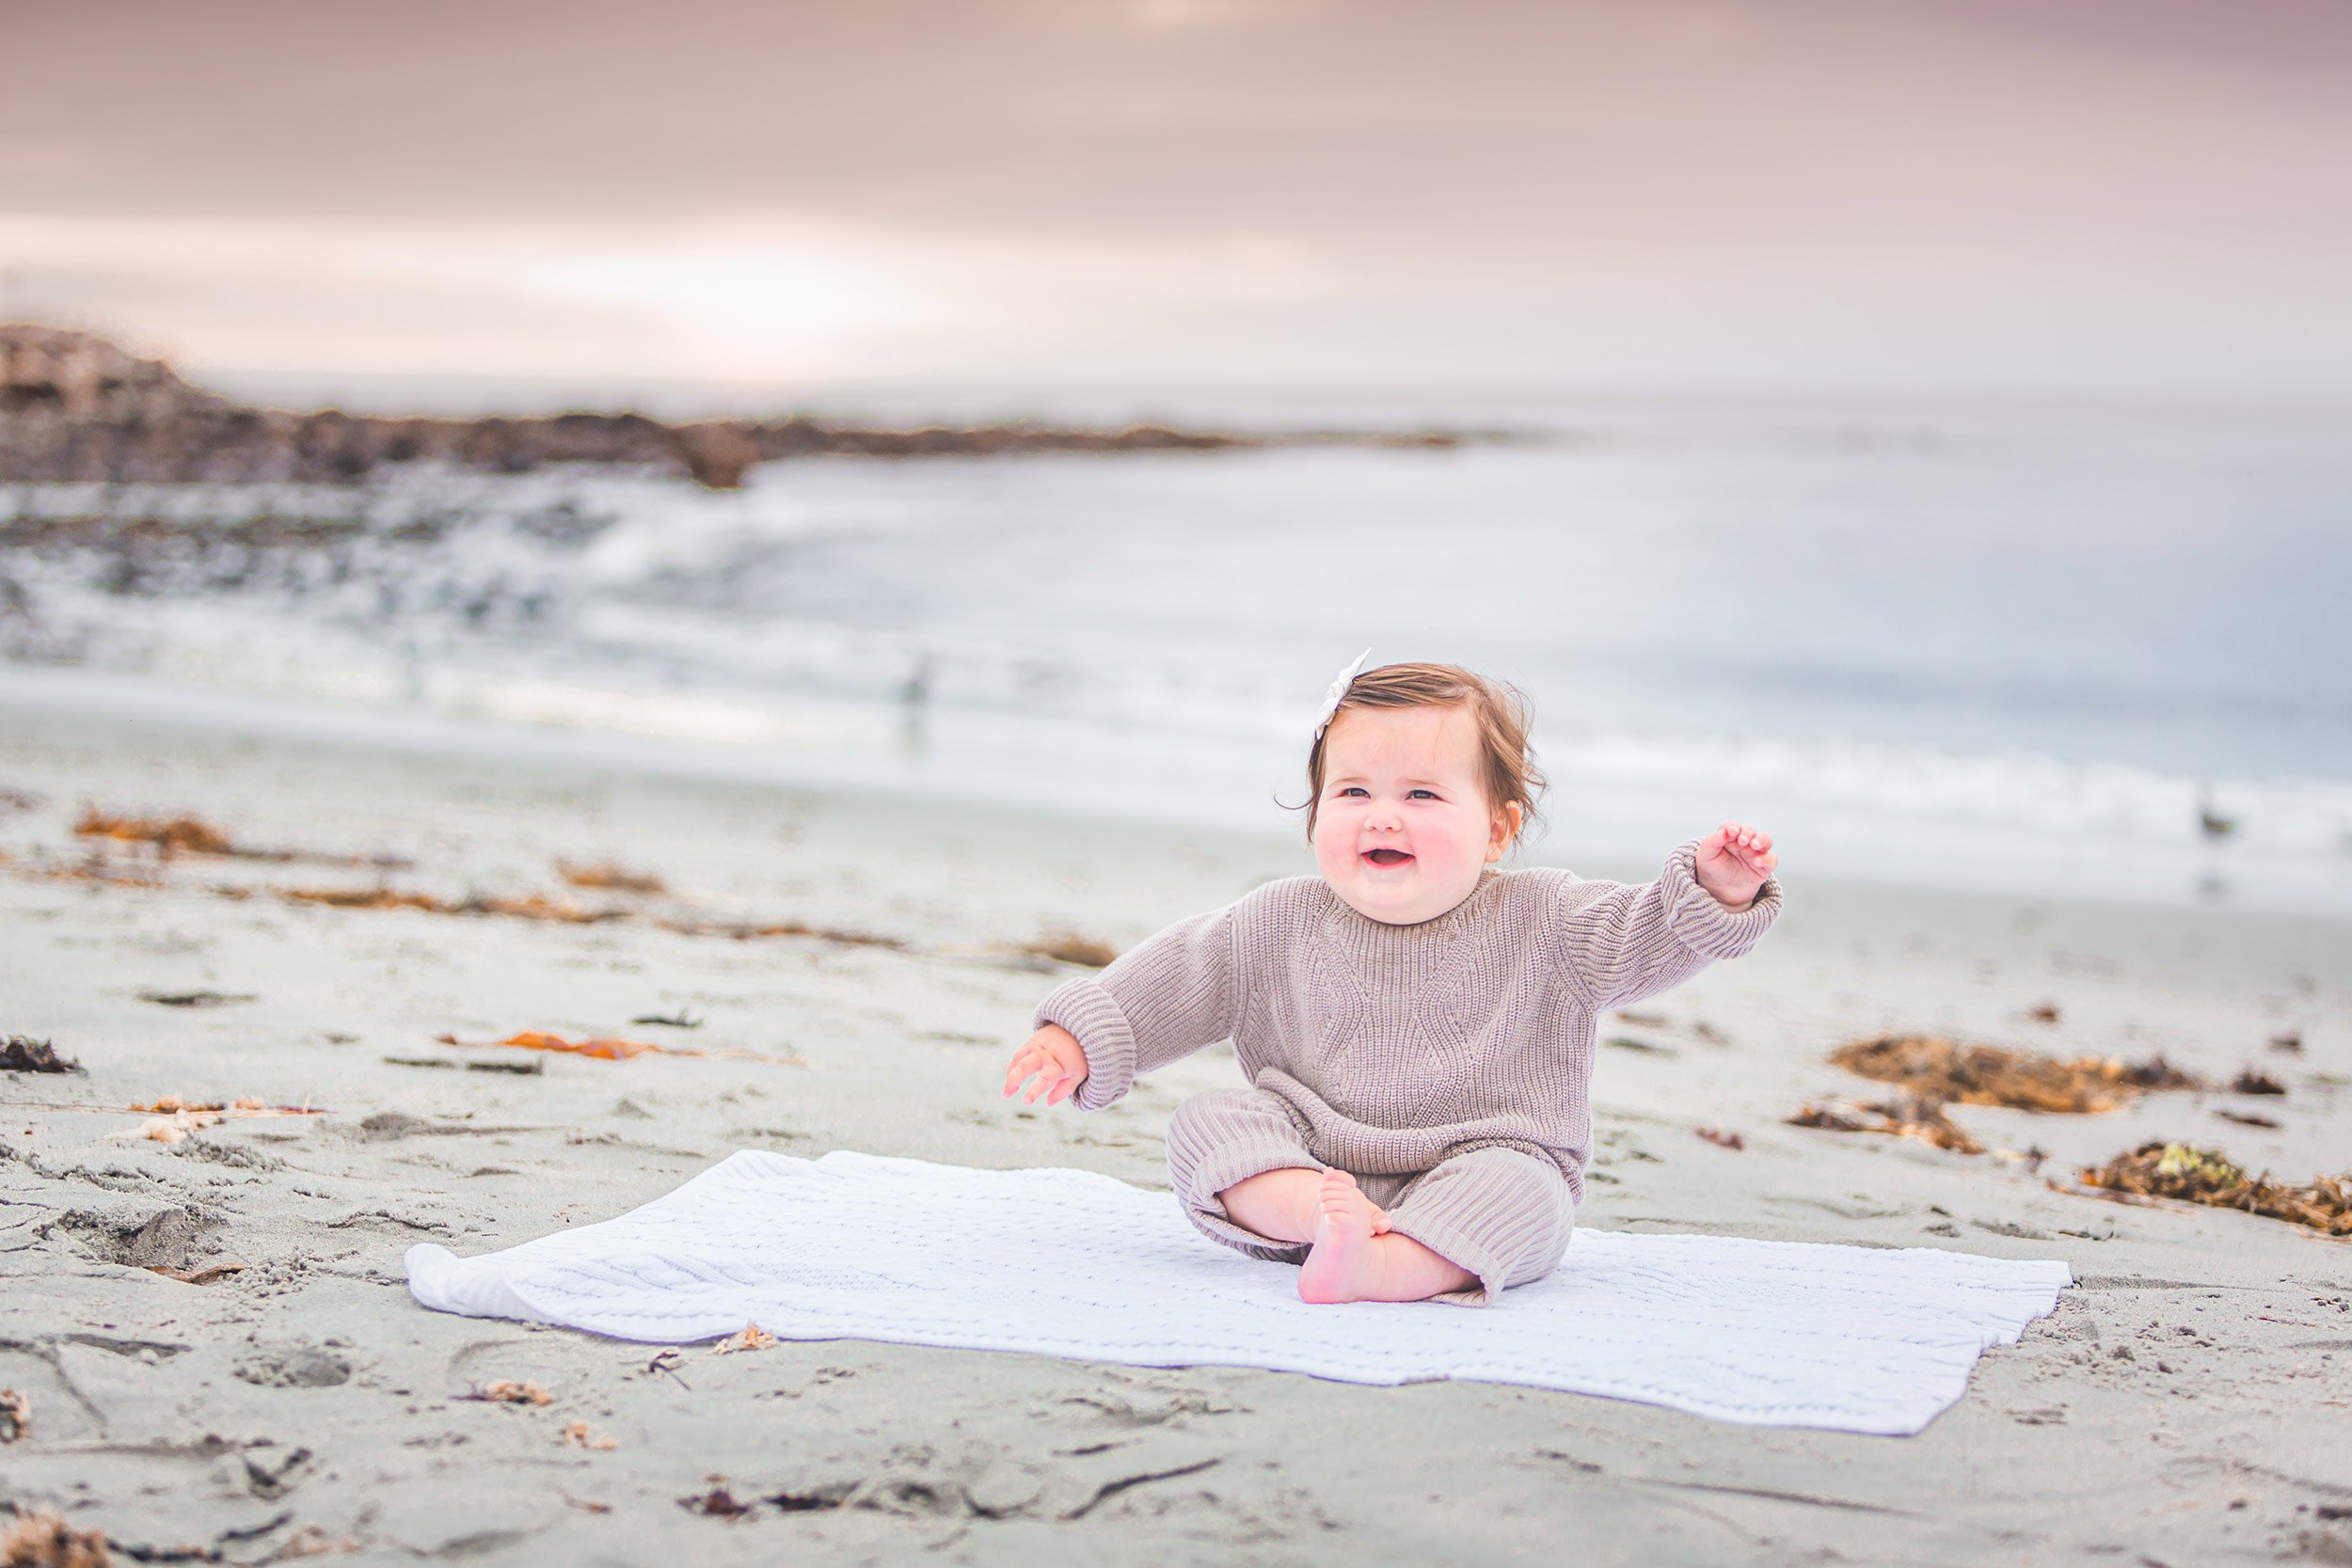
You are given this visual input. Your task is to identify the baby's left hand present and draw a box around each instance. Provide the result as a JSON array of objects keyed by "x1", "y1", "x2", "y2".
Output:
[{"x1": 1694, "y1": 822, "x2": 1777, "y2": 910}]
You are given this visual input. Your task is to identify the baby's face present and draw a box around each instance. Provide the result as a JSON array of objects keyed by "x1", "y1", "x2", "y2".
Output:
[{"x1": 1312, "y1": 704, "x2": 1518, "y2": 926}]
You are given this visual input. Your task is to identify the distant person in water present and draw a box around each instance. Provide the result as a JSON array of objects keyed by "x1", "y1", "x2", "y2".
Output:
[{"x1": 1001, "y1": 657, "x2": 1782, "y2": 1306}]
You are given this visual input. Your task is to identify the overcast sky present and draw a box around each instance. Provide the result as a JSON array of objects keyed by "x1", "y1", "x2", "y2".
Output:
[{"x1": 5, "y1": 0, "x2": 2348, "y2": 404}]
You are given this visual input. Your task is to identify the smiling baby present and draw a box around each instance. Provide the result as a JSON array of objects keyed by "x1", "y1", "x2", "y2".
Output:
[{"x1": 1001, "y1": 658, "x2": 1781, "y2": 1307}]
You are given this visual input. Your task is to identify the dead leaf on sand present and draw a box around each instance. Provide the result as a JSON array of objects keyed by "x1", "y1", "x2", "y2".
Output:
[
  {"x1": 2270, "y1": 1030, "x2": 2304, "y2": 1054},
  {"x1": 1, "y1": 1037, "x2": 81, "y2": 1074},
  {"x1": 0, "y1": 1510, "x2": 110, "y2": 1568},
  {"x1": 436, "y1": 1031, "x2": 805, "y2": 1068},
  {"x1": 556, "y1": 860, "x2": 668, "y2": 895},
  {"x1": 2025, "y1": 1001, "x2": 2062, "y2": 1023},
  {"x1": 2216, "y1": 1108, "x2": 2281, "y2": 1130},
  {"x1": 1828, "y1": 1035, "x2": 2198, "y2": 1115},
  {"x1": 1694, "y1": 1126, "x2": 1745, "y2": 1151},
  {"x1": 630, "y1": 1009, "x2": 702, "y2": 1029},
  {"x1": 1788, "y1": 1093, "x2": 1988, "y2": 1156},
  {"x1": 2229, "y1": 1069, "x2": 2287, "y2": 1097},
  {"x1": 0, "y1": 1388, "x2": 27, "y2": 1442},
  {"x1": 558, "y1": 1420, "x2": 619, "y2": 1450},
  {"x1": 2074, "y1": 1142, "x2": 2352, "y2": 1237},
  {"x1": 462, "y1": 1380, "x2": 553, "y2": 1405},
  {"x1": 709, "y1": 1324, "x2": 776, "y2": 1355}
]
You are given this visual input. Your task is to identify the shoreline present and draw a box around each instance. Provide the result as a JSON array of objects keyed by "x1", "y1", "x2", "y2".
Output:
[{"x1": 5, "y1": 662, "x2": 2349, "y2": 924}]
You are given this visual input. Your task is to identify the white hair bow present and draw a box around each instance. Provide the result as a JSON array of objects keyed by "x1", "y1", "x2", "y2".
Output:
[{"x1": 1312, "y1": 648, "x2": 1374, "y2": 740}]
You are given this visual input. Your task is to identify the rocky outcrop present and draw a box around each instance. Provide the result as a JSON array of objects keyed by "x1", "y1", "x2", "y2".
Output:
[{"x1": 1, "y1": 324, "x2": 1479, "y2": 492}]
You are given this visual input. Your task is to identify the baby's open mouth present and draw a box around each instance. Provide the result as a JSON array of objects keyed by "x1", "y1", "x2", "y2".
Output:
[{"x1": 1362, "y1": 848, "x2": 1414, "y2": 867}]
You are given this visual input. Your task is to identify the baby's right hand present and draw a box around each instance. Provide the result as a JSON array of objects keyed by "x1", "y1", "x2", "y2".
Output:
[{"x1": 1003, "y1": 1023, "x2": 1089, "y2": 1106}]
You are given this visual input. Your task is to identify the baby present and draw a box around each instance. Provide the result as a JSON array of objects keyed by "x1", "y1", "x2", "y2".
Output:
[{"x1": 1001, "y1": 658, "x2": 1781, "y2": 1307}]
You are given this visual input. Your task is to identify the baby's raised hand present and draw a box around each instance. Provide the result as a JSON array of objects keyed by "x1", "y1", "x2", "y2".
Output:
[
  {"x1": 1694, "y1": 822, "x2": 1777, "y2": 910},
  {"x1": 1002, "y1": 1023, "x2": 1089, "y2": 1107}
]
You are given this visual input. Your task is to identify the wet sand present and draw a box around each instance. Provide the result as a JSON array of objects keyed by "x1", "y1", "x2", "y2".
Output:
[{"x1": 3, "y1": 698, "x2": 2349, "y2": 1567}]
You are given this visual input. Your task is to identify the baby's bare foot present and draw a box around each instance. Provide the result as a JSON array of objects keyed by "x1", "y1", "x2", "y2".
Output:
[{"x1": 1298, "y1": 1168, "x2": 1384, "y2": 1304}]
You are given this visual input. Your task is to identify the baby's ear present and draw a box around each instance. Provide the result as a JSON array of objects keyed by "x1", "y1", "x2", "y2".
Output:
[{"x1": 1489, "y1": 800, "x2": 1524, "y2": 858}]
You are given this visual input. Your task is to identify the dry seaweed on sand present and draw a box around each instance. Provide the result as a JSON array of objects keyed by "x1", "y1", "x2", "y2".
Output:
[
  {"x1": 2229, "y1": 1069, "x2": 2287, "y2": 1096},
  {"x1": 1, "y1": 1037, "x2": 81, "y2": 1074},
  {"x1": 2074, "y1": 1142, "x2": 2352, "y2": 1236},
  {"x1": 136, "y1": 990, "x2": 256, "y2": 1008},
  {"x1": 112, "y1": 1096, "x2": 326, "y2": 1143},
  {"x1": 709, "y1": 1324, "x2": 775, "y2": 1355},
  {"x1": 679, "y1": 1486, "x2": 754, "y2": 1519},
  {"x1": 1787, "y1": 1093, "x2": 1989, "y2": 1156},
  {"x1": 558, "y1": 1420, "x2": 619, "y2": 1450},
  {"x1": 434, "y1": 1030, "x2": 806, "y2": 1068},
  {"x1": 1828, "y1": 1034, "x2": 2199, "y2": 1114},
  {"x1": 0, "y1": 1388, "x2": 26, "y2": 1442},
  {"x1": 1012, "y1": 934, "x2": 1120, "y2": 969},
  {"x1": 1694, "y1": 1126, "x2": 1745, "y2": 1151},
  {"x1": 0, "y1": 1509, "x2": 111, "y2": 1568},
  {"x1": 382, "y1": 1054, "x2": 546, "y2": 1075},
  {"x1": 2215, "y1": 1108, "x2": 2281, "y2": 1129},
  {"x1": 630, "y1": 1009, "x2": 702, "y2": 1029},
  {"x1": 556, "y1": 860, "x2": 668, "y2": 895},
  {"x1": 148, "y1": 1259, "x2": 247, "y2": 1285},
  {"x1": 460, "y1": 1380, "x2": 553, "y2": 1405},
  {"x1": 278, "y1": 886, "x2": 628, "y2": 924},
  {"x1": 73, "y1": 806, "x2": 241, "y2": 857},
  {"x1": 658, "y1": 915, "x2": 906, "y2": 949}
]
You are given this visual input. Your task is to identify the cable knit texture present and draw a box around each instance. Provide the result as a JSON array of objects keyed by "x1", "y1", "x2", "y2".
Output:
[{"x1": 1036, "y1": 840, "x2": 1781, "y2": 1301}]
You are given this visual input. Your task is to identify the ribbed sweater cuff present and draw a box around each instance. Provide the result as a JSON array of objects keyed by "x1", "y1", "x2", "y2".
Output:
[
  {"x1": 1033, "y1": 976, "x2": 1136, "y2": 1112},
  {"x1": 1661, "y1": 839, "x2": 1783, "y2": 959}
]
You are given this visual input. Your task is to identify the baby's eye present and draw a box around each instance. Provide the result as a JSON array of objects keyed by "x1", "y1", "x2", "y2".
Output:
[
  {"x1": 1335, "y1": 785, "x2": 1369, "y2": 799},
  {"x1": 1408, "y1": 788, "x2": 1440, "y2": 800}
]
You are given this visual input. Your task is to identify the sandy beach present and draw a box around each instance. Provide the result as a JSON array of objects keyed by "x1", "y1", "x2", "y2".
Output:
[{"x1": 3, "y1": 695, "x2": 2349, "y2": 1567}]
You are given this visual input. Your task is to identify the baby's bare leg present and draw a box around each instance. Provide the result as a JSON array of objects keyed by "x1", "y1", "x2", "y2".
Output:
[{"x1": 1216, "y1": 1167, "x2": 1325, "y2": 1243}]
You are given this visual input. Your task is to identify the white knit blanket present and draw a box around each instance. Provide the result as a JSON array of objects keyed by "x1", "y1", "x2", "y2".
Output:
[{"x1": 404, "y1": 1149, "x2": 2070, "y2": 1436}]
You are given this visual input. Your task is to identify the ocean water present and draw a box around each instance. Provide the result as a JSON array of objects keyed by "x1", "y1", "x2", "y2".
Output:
[{"x1": 4, "y1": 397, "x2": 2348, "y2": 913}]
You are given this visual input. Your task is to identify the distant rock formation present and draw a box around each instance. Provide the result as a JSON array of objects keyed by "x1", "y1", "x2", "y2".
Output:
[{"x1": 0, "y1": 325, "x2": 1485, "y2": 491}]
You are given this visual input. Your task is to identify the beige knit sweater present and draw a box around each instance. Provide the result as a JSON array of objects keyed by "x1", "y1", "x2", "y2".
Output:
[{"x1": 1034, "y1": 840, "x2": 1781, "y2": 1201}]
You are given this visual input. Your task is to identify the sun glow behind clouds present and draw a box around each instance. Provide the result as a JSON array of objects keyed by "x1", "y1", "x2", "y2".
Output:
[{"x1": 0, "y1": 212, "x2": 1333, "y2": 386}]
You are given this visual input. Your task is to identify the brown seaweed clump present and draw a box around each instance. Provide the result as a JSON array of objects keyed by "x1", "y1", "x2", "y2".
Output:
[
  {"x1": 1787, "y1": 1093, "x2": 1988, "y2": 1156},
  {"x1": 1829, "y1": 1035, "x2": 2198, "y2": 1115},
  {"x1": 1, "y1": 1037, "x2": 81, "y2": 1074},
  {"x1": 1016, "y1": 934, "x2": 1120, "y2": 969},
  {"x1": 556, "y1": 860, "x2": 668, "y2": 895},
  {"x1": 73, "y1": 807, "x2": 236, "y2": 857},
  {"x1": 279, "y1": 886, "x2": 627, "y2": 924},
  {"x1": 0, "y1": 1387, "x2": 27, "y2": 1442},
  {"x1": 0, "y1": 1509, "x2": 110, "y2": 1568},
  {"x1": 2079, "y1": 1142, "x2": 2352, "y2": 1237}
]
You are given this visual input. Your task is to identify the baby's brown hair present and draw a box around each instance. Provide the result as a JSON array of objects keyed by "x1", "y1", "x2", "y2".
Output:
[{"x1": 1301, "y1": 661, "x2": 1548, "y2": 847}]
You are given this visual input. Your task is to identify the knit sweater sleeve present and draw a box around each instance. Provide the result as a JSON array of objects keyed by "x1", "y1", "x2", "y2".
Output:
[
  {"x1": 1032, "y1": 899, "x2": 1245, "y2": 1112},
  {"x1": 1549, "y1": 838, "x2": 1782, "y2": 1011}
]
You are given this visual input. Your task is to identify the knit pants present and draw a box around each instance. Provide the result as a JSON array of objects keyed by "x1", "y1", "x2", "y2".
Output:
[{"x1": 1164, "y1": 1085, "x2": 1574, "y2": 1307}]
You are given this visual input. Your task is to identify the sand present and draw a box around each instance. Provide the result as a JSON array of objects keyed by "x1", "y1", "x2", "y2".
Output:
[{"x1": 2, "y1": 696, "x2": 2349, "y2": 1567}]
